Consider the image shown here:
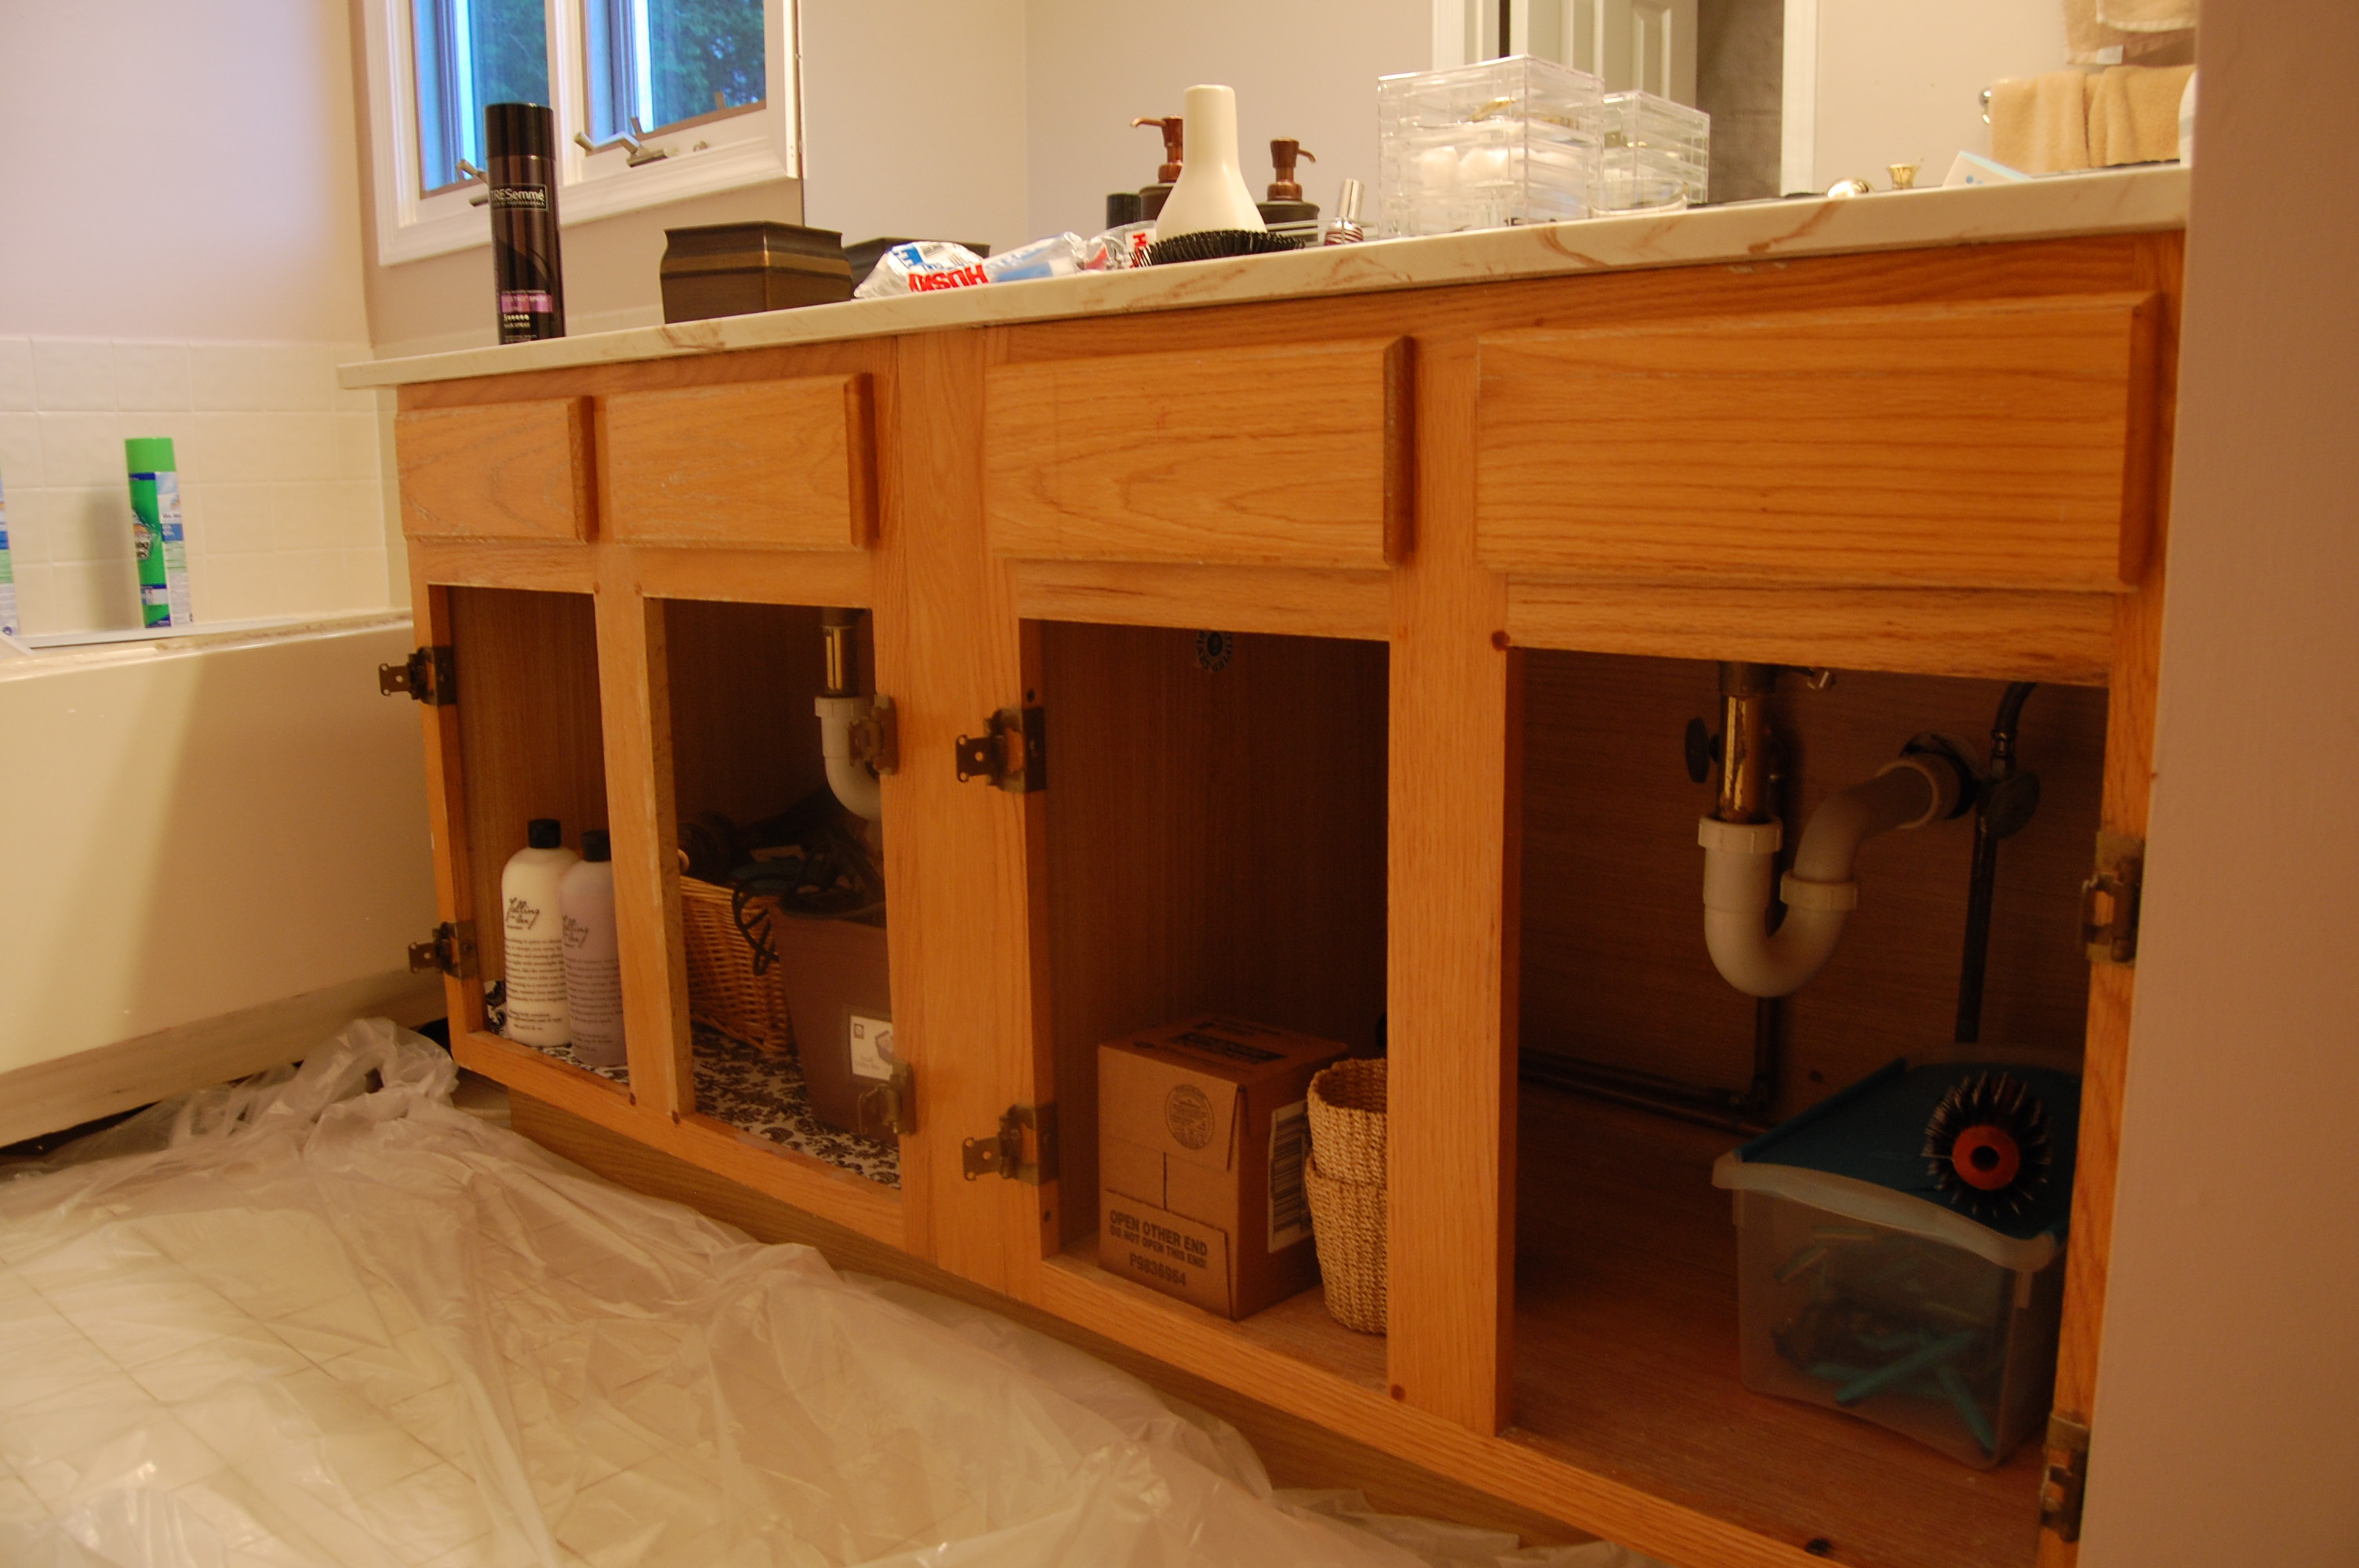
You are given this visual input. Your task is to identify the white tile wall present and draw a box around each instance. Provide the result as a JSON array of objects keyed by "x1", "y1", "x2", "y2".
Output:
[{"x1": 0, "y1": 336, "x2": 391, "y2": 636}]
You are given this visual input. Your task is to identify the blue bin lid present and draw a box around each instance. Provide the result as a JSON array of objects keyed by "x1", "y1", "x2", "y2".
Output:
[{"x1": 1713, "y1": 1059, "x2": 2081, "y2": 1272}]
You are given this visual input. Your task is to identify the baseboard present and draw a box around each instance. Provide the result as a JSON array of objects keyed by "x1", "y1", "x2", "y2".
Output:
[{"x1": 0, "y1": 970, "x2": 445, "y2": 1145}]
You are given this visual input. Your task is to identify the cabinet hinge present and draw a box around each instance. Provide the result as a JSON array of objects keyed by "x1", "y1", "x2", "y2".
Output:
[
  {"x1": 2038, "y1": 1410, "x2": 2092, "y2": 1542},
  {"x1": 380, "y1": 646, "x2": 456, "y2": 706},
  {"x1": 407, "y1": 920, "x2": 477, "y2": 978},
  {"x1": 953, "y1": 705, "x2": 1047, "y2": 793},
  {"x1": 2080, "y1": 831, "x2": 2145, "y2": 965},
  {"x1": 961, "y1": 1102, "x2": 1060, "y2": 1185},
  {"x1": 850, "y1": 695, "x2": 900, "y2": 776},
  {"x1": 856, "y1": 1061, "x2": 916, "y2": 1138}
]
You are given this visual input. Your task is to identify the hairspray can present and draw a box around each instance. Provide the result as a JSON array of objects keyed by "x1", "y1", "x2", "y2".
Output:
[
  {"x1": 485, "y1": 102, "x2": 565, "y2": 343},
  {"x1": 125, "y1": 437, "x2": 194, "y2": 628}
]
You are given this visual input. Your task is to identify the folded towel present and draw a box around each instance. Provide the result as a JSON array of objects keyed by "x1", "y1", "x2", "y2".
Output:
[
  {"x1": 1990, "y1": 71, "x2": 2094, "y2": 174},
  {"x1": 2063, "y1": 0, "x2": 2196, "y2": 64},
  {"x1": 2088, "y1": 64, "x2": 2196, "y2": 165},
  {"x1": 2099, "y1": 0, "x2": 2197, "y2": 31}
]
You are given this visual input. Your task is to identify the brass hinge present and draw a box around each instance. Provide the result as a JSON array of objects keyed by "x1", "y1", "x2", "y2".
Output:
[
  {"x1": 380, "y1": 646, "x2": 456, "y2": 706},
  {"x1": 953, "y1": 705, "x2": 1047, "y2": 793},
  {"x1": 407, "y1": 920, "x2": 477, "y2": 978},
  {"x1": 2081, "y1": 831, "x2": 2145, "y2": 964},
  {"x1": 2039, "y1": 1410, "x2": 2092, "y2": 1542},
  {"x1": 961, "y1": 1102, "x2": 1060, "y2": 1184},
  {"x1": 856, "y1": 1060, "x2": 916, "y2": 1138},
  {"x1": 850, "y1": 695, "x2": 900, "y2": 776}
]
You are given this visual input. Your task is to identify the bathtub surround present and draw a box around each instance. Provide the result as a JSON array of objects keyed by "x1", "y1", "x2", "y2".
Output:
[{"x1": 0, "y1": 336, "x2": 393, "y2": 637}]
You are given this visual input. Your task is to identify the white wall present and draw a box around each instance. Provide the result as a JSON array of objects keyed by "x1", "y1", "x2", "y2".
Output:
[
  {"x1": 2082, "y1": 4, "x2": 2359, "y2": 1561},
  {"x1": 1805, "y1": 0, "x2": 2065, "y2": 191},
  {"x1": 1023, "y1": 0, "x2": 1429, "y2": 242},
  {"x1": 798, "y1": 0, "x2": 1033, "y2": 256}
]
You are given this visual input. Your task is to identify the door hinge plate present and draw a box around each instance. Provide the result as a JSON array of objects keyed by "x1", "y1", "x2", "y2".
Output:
[
  {"x1": 953, "y1": 706, "x2": 1047, "y2": 793},
  {"x1": 380, "y1": 646, "x2": 456, "y2": 706},
  {"x1": 2081, "y1": 831, "x2": 2145, "y2": 964},
  {"x1": 408, "y1": 920, "x2": 477, "y2": 978},
  {"x1": 849, "y1": 694, "x2": 900, "y2": 776},
  {"x1": 961, "y1": 1102, "x2": 1060, "y2": 1185},
  {"x1": 856, "y1": 1060, "x2": 916, "y2": 1138},
  {"x1": 2039, "y1": 1410, "x2": 2092, "y2": 1542}
]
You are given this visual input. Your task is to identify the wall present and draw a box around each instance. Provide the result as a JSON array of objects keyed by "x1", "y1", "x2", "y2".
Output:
[
  {"x1": 2082, "y1": 3, "x2": 2359, "y2": 1562},
  {"x1": 0, "y1": 0, "x2": 391, "y2": 637},
  {"x1": 1805, "y1": 0, "x2": 2063, "y2": 191},
  {"x1": 1022, "y1": 0, "x2": 1428, "y2": 245}
]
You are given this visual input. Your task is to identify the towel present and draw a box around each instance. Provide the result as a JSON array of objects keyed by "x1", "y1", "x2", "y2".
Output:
[
  {"x1": 2063, "y1": 0, "x2": 2196, "y2": 64},
  {"x1": 1990, "y1": 71, "x2": 2094, "y2": 174},
  {"x1": 2088, "y1": 64, "x2": 2197, "y2": 164}
]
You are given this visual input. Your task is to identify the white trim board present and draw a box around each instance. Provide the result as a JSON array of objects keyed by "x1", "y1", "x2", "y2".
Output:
[{"x1": 1781, "y1": 0, "x2": 1819, "y2": 195}]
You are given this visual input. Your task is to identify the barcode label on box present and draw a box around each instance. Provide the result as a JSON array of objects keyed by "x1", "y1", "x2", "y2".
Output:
[{"x1": 1268, "y1": 1100, "x2": 1310, "y2": 1250}]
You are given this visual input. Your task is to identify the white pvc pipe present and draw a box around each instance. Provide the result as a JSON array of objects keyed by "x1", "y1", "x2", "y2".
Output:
[
  {"x1": 814, "y1": 695, "x2": 883, "y2": 822},
  {"x1": 1698, "y1": 757, "x2": 1952, "y2": 998}
]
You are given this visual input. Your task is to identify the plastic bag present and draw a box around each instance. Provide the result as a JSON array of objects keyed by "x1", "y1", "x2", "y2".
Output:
[
  {"x1": 0, "y1": 1021, "x2": 1660, "y2": 1568},
  {"x1": 852, "y1": 234, "x2": 1089, "y2": 299}
]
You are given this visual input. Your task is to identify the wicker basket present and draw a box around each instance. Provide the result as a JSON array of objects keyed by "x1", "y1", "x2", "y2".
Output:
[
  {"x1": 679, "y1": 875, "x2": 796, "y2": 1054},
  {"x1": 1307, "y1": 1058, "x2": 1388, "y2": 1334}
]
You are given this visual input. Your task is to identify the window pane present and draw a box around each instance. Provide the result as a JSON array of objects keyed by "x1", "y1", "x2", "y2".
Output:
[
  {"x1": 587, "y1": 0, "x2": 764, "y2": 142},
  {"x1": 414, "y1": 0, "x2": 551, "y2": 192}
]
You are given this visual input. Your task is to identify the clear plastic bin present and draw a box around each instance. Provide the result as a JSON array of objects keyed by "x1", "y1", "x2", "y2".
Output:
[
  {"x1": 1713, "y1": 1060, "x2": 2081, "y2": 1468},
  {"x1": 1598, "y1": 91, "x2": 1710, "y2": 212},
  {"x1": 1376, "y1": 56, "x2": 1605, "y2": 237}
]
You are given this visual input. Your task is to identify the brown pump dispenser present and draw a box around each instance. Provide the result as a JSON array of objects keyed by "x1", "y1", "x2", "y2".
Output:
[
  {"x1": 1257, "y1": 139, "x2": 1320, "y2": 227},
  {"x1": 1133, "y1": 114, "x2": 1183, "y2": 219}
]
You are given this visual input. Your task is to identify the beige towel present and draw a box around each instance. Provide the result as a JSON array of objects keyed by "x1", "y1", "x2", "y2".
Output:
[
  {"x1": 2088, "y1": 64, "x2": 2196, "y2": 164},
  {"x1": 1990, "y1": 71, "x2": 2095, "y2": 174},
  {"x1": 2064, "y1": 0, "x2": 2197, "y2": 64}
]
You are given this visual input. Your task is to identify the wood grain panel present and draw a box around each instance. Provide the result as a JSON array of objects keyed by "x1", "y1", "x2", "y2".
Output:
[
  {"x1": 1014, "y1": 560, "x2": 1392, "y2": 642},
  {"x1": 1475, "y1": 295, "x2": 2160, "y2": 590},
  {"x1": 627, "y1": 546, "x2": 872, "y2": 608},
  {"x1": 986, "y1": 337, "x2": 1411, "y2": 567},
  {"x1": 601, "y1": 376, "x2": 876, "y2": 550},
  {"x1": 1507, "y1": 583, "x2": 2115, "y2": 686},
  {"x1": 399, "y1": 399, "x2": 592, "y2": 541}
]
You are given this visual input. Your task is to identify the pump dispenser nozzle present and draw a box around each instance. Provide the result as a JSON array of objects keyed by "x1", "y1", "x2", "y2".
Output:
[
  {"x1": 1267, "y1": 140, "x2": 1315, "y2": 201},
  {"x1": 1132, "y1": 115, "x2": 1183, "y2": 182}
]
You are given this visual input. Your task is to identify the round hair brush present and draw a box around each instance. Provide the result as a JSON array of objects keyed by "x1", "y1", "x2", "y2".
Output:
[
  {"x1": 1921, "y1": 1070, "x2": 2054, "y2": 1222},
  {"x1": 1147, "y1": 230, "x2": 1303, "y2": 265}
]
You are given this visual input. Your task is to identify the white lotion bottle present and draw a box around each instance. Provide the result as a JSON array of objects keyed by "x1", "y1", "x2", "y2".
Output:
[
  {"x1": 560, "y1": 829, "x2": 624, "y2": 1068},
  {"x1": 502, "y1": 818, "x2": 576, "y2": 1047},
  {"x1": 1154, "y1": 85, "x2": 1266, "y2": 237}
]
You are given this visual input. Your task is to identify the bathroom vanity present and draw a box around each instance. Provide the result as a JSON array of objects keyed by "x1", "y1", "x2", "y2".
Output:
[{"x1": 348, "y1": 167, "x2": 2186, "y2": 1568}]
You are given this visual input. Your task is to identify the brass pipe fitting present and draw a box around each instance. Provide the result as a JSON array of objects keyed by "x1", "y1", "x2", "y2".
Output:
[{"x1": 1717, "y1": 662, "x2": 1778, "y2": 824}]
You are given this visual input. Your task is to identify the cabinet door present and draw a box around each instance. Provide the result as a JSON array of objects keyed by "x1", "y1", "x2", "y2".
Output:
[
  {"x1": 398, "y1": 399, "x2": 593, "y2": 542},
  {"x1": 602, "y1": 376, "x2": 878, "y2": 550},
  {"x1": 1474, "y1": 294, "x2": 2162, "y2": 591},
  {"x1": 984, "y1": 337, "x2": 1412, "y2": 568}
]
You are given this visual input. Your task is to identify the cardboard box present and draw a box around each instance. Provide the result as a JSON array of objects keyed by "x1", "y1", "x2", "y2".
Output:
[{"x1": 1098, "y1": 1016, "x2": 1350, "y2": 1318}]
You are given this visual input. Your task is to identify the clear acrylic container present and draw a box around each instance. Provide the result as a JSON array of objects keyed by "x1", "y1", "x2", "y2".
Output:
[
  {"x1": 1597, "y1": 90, "x2": 1710, "y2": 212},
  {"x1": 1376, "y1": 56, "x2": 1605, "y2": 237}
]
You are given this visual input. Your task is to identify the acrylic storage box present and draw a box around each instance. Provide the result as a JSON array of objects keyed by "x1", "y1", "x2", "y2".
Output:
[
  {"x1": 1712, "y1": 1060, "x2": 2081, "y2": 1468},
  {"x1": 1376, "y1": 55, "x2": 1605, "y2": 237},
  {"x1": 1597, "y1": 91, "x2": 1710, "y2": 212}
]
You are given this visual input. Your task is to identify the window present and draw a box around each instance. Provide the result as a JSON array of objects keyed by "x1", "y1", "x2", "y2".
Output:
[{"x1": 362, "y1": 0, "x2": 798, "y2": 264}]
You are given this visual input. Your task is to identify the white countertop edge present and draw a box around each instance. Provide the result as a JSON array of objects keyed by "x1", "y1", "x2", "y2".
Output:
[
  {"x1": 0, "y1": 611, "x2": 413, "y2": 682},
  {"x1": 341, "y1": 166, "x2": 2190, "y2": 390}
]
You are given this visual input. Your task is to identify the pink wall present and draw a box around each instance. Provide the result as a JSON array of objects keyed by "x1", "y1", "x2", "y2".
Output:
[{"x1": 2084, "y1": 2, "x2": 2359, "y2": 1560}]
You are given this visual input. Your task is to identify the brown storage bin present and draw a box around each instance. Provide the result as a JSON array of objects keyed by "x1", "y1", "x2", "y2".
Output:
[
  {"x1": 660, "y1": 222, "x2": 852, "y2": 322},
  {"x1": 772, "y1": 915, "x2": 892, "y2": 1135},
  {"x1": 679, "y1": 875, "x2": 794, "y2": 1054}
]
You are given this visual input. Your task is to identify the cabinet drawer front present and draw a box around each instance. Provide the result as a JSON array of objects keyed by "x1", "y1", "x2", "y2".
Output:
[
  {"x1": 1475, "y1": 295, "x2": 2160, "y2": 590},
  {"x1": 602, "y1": 376, "x2": 876, "y2": 550},
  {"x1": 986, "y1": 337, "x2": 1410, "y2": 568},
  {"x1": 398, "y1": 399, "x2": 591, "y2": 543}
]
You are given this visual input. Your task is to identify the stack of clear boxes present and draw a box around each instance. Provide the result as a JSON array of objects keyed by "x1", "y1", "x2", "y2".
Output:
[
  {"x1": 1376, "y1": 56, "x2": 1605, "y2": 238},
  {"x1": 1597, "y1": 90, "x2": 1712, "y2": 212}
]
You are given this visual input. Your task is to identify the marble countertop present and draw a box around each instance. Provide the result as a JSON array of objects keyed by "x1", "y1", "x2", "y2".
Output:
[{"x1": 340, "y1": 166, "x2": 2189, "y2": 390}]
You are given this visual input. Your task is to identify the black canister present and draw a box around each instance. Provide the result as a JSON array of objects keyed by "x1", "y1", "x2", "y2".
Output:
[{"x1": 485, "y1": 103, "x2": 564, "y2": 343}]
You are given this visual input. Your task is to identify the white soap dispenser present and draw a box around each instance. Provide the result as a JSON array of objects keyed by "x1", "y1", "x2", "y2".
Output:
[
  {"x1": 1154, "y1": 85, "x2": 1266, "y2": 238},
  {"x1": 560, "y1": 829, "x2": 623, "y2": 1068},
  {"x1": 501, "y1": 818, "x2": 577, "y2": 1047}
]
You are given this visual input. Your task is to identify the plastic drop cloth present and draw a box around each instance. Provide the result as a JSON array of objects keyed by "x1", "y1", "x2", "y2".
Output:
[{"x1": 0, "y1": 1022, "x2": 1663, "y2": 1568}]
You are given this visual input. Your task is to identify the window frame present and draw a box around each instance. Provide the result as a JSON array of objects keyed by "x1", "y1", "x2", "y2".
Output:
[{"x1": 361, "y1": 0, "x2": 800, "y2": 265}]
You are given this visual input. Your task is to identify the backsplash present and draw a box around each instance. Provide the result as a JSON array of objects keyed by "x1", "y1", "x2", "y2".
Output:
[{"x1": 0, "y1": 336, "x2": 392, "y2": 637}]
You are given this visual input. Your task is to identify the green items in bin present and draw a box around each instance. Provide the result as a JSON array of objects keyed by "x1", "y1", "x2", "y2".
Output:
[{"x1": 125, "y1": 436, "x2": 193, "y2": 628}]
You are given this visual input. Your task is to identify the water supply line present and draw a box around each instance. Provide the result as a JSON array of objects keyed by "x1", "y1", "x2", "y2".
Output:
[
  {"x1": 815, "y1": 608, "x2": 883, "y2": 822},
  {"x1": 1699, "y1": 662, "x2": 1970, "y2": 998},
  {"x1": 1954, "y1": 683, "x2": 2041, "y2": 1042}
]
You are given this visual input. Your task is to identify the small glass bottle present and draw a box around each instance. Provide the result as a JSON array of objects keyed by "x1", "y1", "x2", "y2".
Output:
[
  {"x1": 1323, "y1": 179, "x2": 1367, "y2": 245},
  {"x1": 485, "y1": 102, "x2": 565, "y2": 343}
]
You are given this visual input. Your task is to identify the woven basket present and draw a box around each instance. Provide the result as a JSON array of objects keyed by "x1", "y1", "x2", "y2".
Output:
[
  {"x1": 1307, "y1": 1058, "x2": 1388, "y2": 1334},
  {"x1": 679, "y1": 875, "x2": 796, "y2": 1054}
]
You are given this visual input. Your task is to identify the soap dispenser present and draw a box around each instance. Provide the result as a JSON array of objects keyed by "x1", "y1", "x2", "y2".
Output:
[
  {"x1": 1153, "y1": 86, "x2": 1266, "y2": 238},
  {"x1": 1258, "y1": 140, "x2": 1321, "y2": 226},
  {"x1": 1132, "y1": 114, "x2": 1183, "y2": 220}
]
